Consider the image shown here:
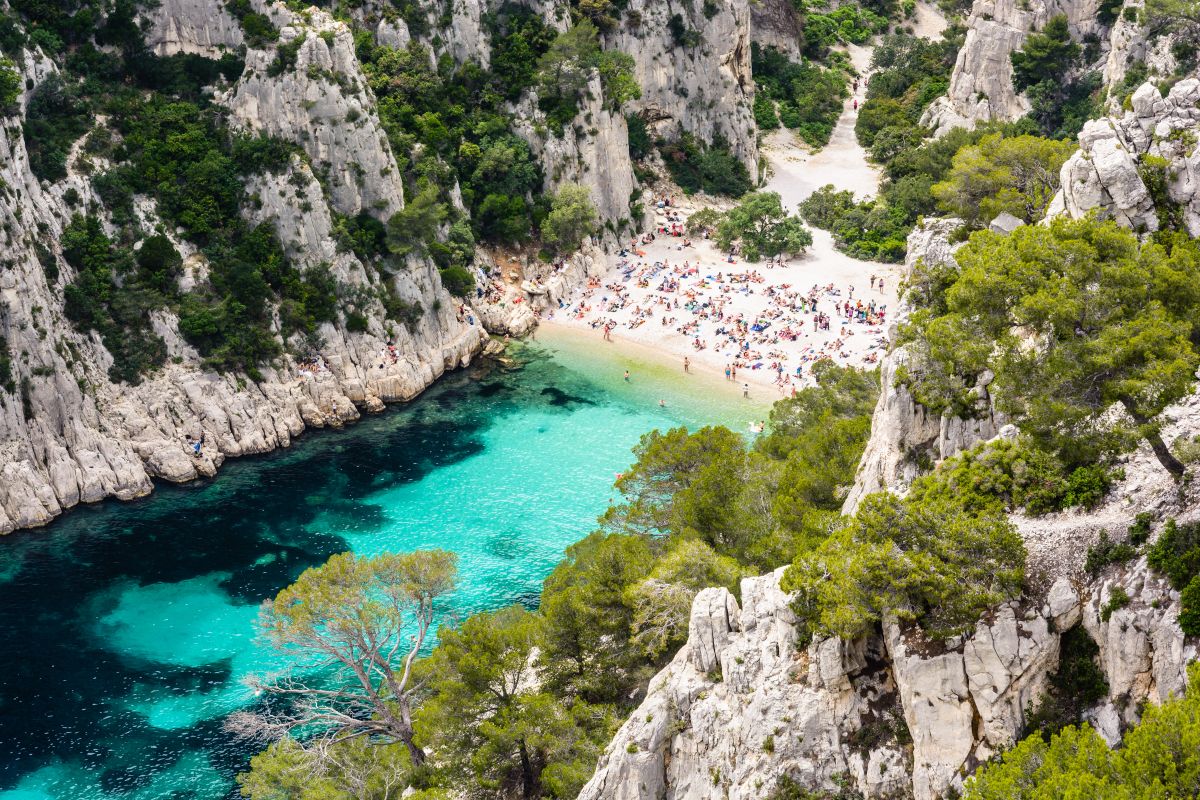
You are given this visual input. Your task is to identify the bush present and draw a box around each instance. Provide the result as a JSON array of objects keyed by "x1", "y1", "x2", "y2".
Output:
[
  {"x1": 1147, "y1": 518, "x2": 1200, "y2": 590},
  {"x1": 438, "y1": 265, "x2": 475, "y2": 297},
  {"x1": 1063, "y1": 464, "x2": 1113, "y2": 509},
  {"x1": 61, "y1": 215, "x2": 169, "y2": 384},
  {"x1": 751, "y1": 44, "x2": 848, "y2": 147},
  {"x1": 23, "y1": 74, "x2": 91, "y2": 181},
  {"x1": 542, "y1": 183, "x2": 598, "y2": 255},
  {"x1": 906, "y1": 439, "x2": 1069, "y2": 516},
  {"x1": 0, "y1": 56, "x2": 19, "y2": 109},
  {"x1": 1128, "y1": 512, "x2": 1154, "y2": 546},
  {"x1": 783, "y1": 491, "x2": 1026, "y2": 642},
  {"x1": 1085, "y1": 530, "x2": 1138, "y2": 576},
  {"x1": 267, "y1": 33, "x2": 305, "y2": 78},
  {"x1": 626, "y1": 113, "x2": 651, "y2": 160},
  {"x1": 658, "y1": 134, "x2": 752, "y2": 197},
  {"x1": 667, "y1": 13, "x2": 702, "y2": 47},
  {"x1": 1180, "y1": 575, "x2": 1200, "y2": 636}
]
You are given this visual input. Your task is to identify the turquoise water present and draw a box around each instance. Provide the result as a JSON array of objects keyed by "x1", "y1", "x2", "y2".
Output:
[{"x1": 0, "y1": 341, "x2": 761, "y2": 800}]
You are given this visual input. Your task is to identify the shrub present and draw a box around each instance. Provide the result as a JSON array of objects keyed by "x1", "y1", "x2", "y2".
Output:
[
  {"x1": 1063, "y1": 464, "x2": 1113, "y2": 509},
  {"x1": 667, "y1": 14, "x2": 702, "y2": 47},
  {"x1": 23, "y1": 74, "x2": 91, "y2": 181},
  {"x1": 0, "y1": 56, "x2": 19, "y2": 109},
  {"x1": 542, "y1": 183, "x2": 598, "y2": 255},
  {"x1": 906, "y1": 439, "x2": 1069, "y2": 516},
  {"x1": 1085, "y1": 530, "x2": 1138, "y2": 576},
  {"x1": 1147, "y1": 518, "x2": 1200, "y2": 590},
  {"x1": 783, "y1": 491, "x2": 1026, "y2": 642},
  {"x1": 1100, "y1": 585, "x2": 1131, "y2": 622},
  {"x1": 1179, "y1": 575, "x2": 1200, "y2": 636},
  {"x1": 751, "y1": 44, "x2": 848, "y2": 148},
  {"x1": 438, "y1": 265, "x2": 475, "y2": 297},
  {"x1": 626, "y1": 113, "x2": 651, "y2": 160},
  {"x1": 267, "y1": 33, "x2": 305, "y2": 78},
  {"x1": 61, "y1": 214, "x2": 169, "y2": 384},
  {"x1": 1128, "y1": 512, "x2": 1154, "y2": 546}
]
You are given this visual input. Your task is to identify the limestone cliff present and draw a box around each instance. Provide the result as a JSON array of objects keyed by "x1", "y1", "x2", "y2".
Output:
[
  {"x1": 0, "y1": 5, "x2": 486, "y2": 535},
  {"x1": 842, "y1": 219, "x2": 1004, "y2": 513},
  {"x1": 922, "y1": 0, "x2": 1104, "y2": 134}
]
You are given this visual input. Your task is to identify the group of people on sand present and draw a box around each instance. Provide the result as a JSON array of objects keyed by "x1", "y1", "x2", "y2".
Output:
[{"x1": 554, "y1": 249, "x2": 890, "y2": 390}]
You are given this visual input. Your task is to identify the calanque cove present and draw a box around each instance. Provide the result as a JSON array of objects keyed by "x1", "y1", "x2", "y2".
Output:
[{"x1": 2, "y1": 0, "x2": 1200, "y2": 795}]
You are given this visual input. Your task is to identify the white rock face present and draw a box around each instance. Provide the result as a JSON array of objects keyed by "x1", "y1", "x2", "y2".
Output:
[
  {"x1": 1049, "y1": 79, "x2": 1200, "y2": 235},
  {"x1": 577, "y1": 569, "x2": 910, "y2": 800},
  {"x1": 922, "y1": 0, "x2": 1103, "y2": 135},
  {"x1": 223, "y1": 7, "x2": 407, "y2": 218},
  {"x1": 750, "y1": 0, "x2": 803, "y2": 58},
  {"x1": 142, "y1": 0, "x2": 245, "y2": 56},
  {"x1": 511, "y1": 77, "x2": 640, "y2": 232},
  {"x1": 605, "y1": 0, "x2": 759, "y2": 178}
]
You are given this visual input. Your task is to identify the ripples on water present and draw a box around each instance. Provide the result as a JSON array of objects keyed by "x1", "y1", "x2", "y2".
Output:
[{"x1": 0, "y1": 342, "x2": 762, "y2": 800}]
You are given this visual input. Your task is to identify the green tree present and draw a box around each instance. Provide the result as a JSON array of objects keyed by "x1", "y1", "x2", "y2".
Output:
[
  {"x1": 416, "y1": 606, "x2": 614, "y2": 800},
  {"x1": 387, "y1": 184, "x2": 448, "y2": 257},
  {"x1": 602, "y1": 425, "x2": 747, "y2": 541},
  {"x1": 900, "y1": 216, "x2": 1200, "y2": 478},
  {"x1": 595, "y1": 50, "x2": 640, "y2": 109},
  {"x1": 1011, "y1": 16, "x2": 1079, "y2": 94},
  {"x1": 238, "y1": 737, "x2": 412, "y2": 800},
  {"x1": 542, "y1": 183, "x2": 598, "y2": 254},
  {"x1": 0, "y1": 57, "x2": 19, "y2": 109},
  {"x1": 536, "y1": 21, "x2": 600, "y2": 123},
  {"x1": 538, "y1": 531, "x2": 655, "y2": 701},
  {"x1": 715, "y1": 191, "x2": 813, "y2": 261},
  {"x1": 1009, "y1": 15, "x2": 1094, "y2": 137},
  {"x1": 783, "y1": 491, "x2": 1026, "y2": 642},
  {"x1": 233, "y1": 550, "x2": 458, "y2": 766},
  {"x1": 1144, "y1": 0, "x2": 1200, "y2": 48},
  {"x1": 135, "y1": 234, "x2": 183, "y2": 294},
  {"x1": 932, "y1": 134, "x2": 1077, "y2": 227},
  {"x1": 626, "y1": 539, "x2": 744, "y2": 660}
]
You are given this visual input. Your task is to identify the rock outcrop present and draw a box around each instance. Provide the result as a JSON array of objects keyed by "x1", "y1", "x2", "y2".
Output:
[
  {"x1": 580, "y1": 538, "x2": 1196, "y2": 800},
  {"x1": 577, "y1": 569, "x2": 911, "y2": 800},
  {"x1": 142, "y1": 0, "x2": 245, "y2": 56},
  {"x1": 922, "y1": 0, "x2": 1104, "y2": 135},
  {"x1": 1048, "y1": 78, "x2": 1200, "y2": 236},
  {"x1": 605, "y1": 0, "x2": 759, "y2": 178}
]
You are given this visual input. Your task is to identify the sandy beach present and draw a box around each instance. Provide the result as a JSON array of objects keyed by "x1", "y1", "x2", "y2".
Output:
[{"x1": 545, "y1": 37, "x2": 906, "y2": 398}]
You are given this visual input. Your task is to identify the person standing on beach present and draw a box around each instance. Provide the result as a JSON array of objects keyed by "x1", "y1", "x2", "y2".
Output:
[
  {"x1": 624, "y1": 370, "x2": 631, "y2": 382},
  {"x1": 742, "y1": 383, "x2": 749, "y2": 398},
  {"x1": 725, "y1": 364, "x2": 731, "y2": 381},
  {"x1": 683, "y1": 357, "x2": 690, "y2": 373}
]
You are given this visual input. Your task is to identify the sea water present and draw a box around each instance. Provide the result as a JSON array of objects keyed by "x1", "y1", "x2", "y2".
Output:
[{"x1": 0, "y1": 339, "x2": 765, "y2": 800}]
